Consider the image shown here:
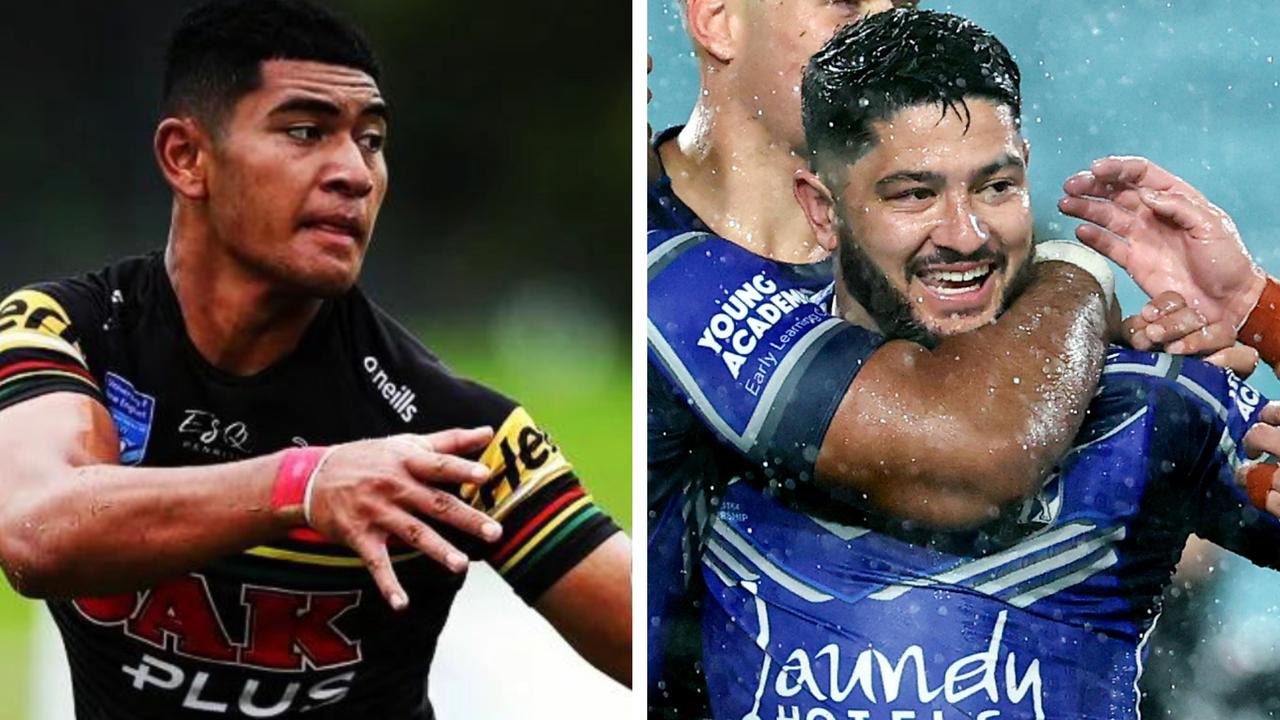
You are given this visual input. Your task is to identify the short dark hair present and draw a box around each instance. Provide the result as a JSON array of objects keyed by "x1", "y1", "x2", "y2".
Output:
[
  {"x1": 801, "y1": 9, "x2": 1021, "y2": 180},
  {"x1": 163, "y1": 0, "x2": 381, "y2": 130}
]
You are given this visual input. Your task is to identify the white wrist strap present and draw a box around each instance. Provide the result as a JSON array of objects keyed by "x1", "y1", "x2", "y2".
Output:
[
  {"x1": 1035, "y1": 240, "x2": 1116, "y2": 314},
  {"x1": 302, "y1": 446, "x2": 340, "y2": 528}
]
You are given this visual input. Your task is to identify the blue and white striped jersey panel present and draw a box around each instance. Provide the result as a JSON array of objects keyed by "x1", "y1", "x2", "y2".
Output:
[{"x1": 700, "y1": 348, "x2": 1280, "y2": 720}]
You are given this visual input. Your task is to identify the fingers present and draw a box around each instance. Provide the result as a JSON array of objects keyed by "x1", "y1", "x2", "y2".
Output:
[
  {"x1": 401, "y1": 483, "x2": 502, "y2": 543},
  {"x1": 401, "y1": 446, "x2": 491, "y2": 485},
  {"x1": 1060, "y1": 172, "x2": 1144, "y2": 211},
  {"x1": 1122, "y1": 290, "x2": 1241, "y2": 358},
  {"x1": 1073, "y1": 223, "x2": 1132, "y2": 269},
  {"x1": 1137, "y1": 190, "x2": 1210, "y2": 234},
  {"x1": 1260, "y1": 401, "x2": 1280, "y2": 427},
  {"x1": 1142, "y1": 305, "x2": 1205, "y2": 345},
  {"x1": 1088, "y1": 156, "x2": 1196, "y2": 198},
  {"x1": 1204, "y1": 346, "x2": 1259, "y2": 378},
  {"x1": 1058, "y1": 196, "x2": 1135, "y2": 237},
  {"x1": 1141, "y1": 290, "x2": 1186, "y2": 322},
  {"x1": 1119, "y1": 313, "x2": 1155, "y2": 351},
  {"x1": 1164, "y1": 321, "x2": 1236, "y2": 356},
  {"x1": 418, "y1": 426, "x2": 494, "y2": 456},
  {"x1": 382, "y1": 506, "x2": 473, "y2": 574},
  {"x1": 1245, "y1": 423, "x2": 1280, "y2": 461},
  {"x1": 351, "y1": 534, "x2": 409, "y2": 611}
]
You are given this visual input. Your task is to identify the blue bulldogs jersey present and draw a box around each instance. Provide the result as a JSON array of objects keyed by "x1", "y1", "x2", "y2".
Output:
[
  {"x1": 700, "y1": 349, "x2": 1280, "y2": 720},
  {"x1": 648, "y1": 128, "x2": 885, "y2": 711}
]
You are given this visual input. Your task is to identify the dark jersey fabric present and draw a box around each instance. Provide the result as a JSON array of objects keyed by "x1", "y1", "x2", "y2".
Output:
[{"x1": 0, "y1": 252, "x2": 618, "y2": 719}]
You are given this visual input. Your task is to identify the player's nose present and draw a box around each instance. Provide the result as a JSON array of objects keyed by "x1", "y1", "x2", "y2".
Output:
[
  {"x1": 320, "y1": 137, "x2": 375, "y2": 199},
  {"x1": 932, "y1": 195, "x2": 989, "y2": 256}
]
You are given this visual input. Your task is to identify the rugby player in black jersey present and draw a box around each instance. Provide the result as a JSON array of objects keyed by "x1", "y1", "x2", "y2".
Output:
[{"x1": 0, "y1": 1, "x2": 629, "y2": 717}]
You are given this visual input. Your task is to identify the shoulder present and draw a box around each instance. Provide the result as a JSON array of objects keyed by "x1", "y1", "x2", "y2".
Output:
[
  {"x1": 0, "y1": 254, "x2": 157, "y2": 410},
  {"x1": 333, "y1": 287, "x2": 516, "y2": 432},
  {"x1": 1096, "y1": 347, "x2": 1264, "y2": 441}
]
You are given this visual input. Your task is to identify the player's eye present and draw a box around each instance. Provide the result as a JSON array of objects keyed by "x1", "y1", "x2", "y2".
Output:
[
  {"x1": 357, "y1": 132, "x2": 386, "y2": 153},
  {"x1": 890, "y1": 187, "x2": 935, "y2": 202},
  {"x1": 285, "y1": 125, "x2": 323, "y2": 142},
  {"x1": 980, "y1": 179, "x2": 1019, "y2": 201}
]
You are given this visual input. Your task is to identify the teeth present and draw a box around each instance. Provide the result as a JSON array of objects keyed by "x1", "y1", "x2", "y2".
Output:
[
  {"x1": 932, "y1": 284, "x2": 978, "y2": 296},
  {"x1": 917, "y1": 263, "x2": 994, "y2": 297},
  {"x1": 925, "y1": 266, "x2": 991, "y2": 283}
]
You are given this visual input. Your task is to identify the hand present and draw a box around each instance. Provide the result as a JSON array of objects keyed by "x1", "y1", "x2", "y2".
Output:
[
  {"x1": 1243, "y1": 403, "x2": 1280, "y2": 516},
  {"x1": 306, "y1": 427, "x2": 502, "y2": 611},
  {"x1": 1120, "y1": 290, "x2": 1259, "y2": 377},
  {"x1": 1058, "y1": 156, "x2": 1266, "y2": 328}
]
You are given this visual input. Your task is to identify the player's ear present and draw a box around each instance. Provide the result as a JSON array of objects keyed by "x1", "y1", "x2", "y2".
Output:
[
  {"x1": 1021, "y1": 136, "x2": 1032, "y2": 167},
  {"x1": 154, "y1": 117, "x2": 210, "y2": 201},
  {"x1": 687, "y1": 0, "x2": 735, "y2": 63},
  {"x1": 794, "y1": 168, "x2": 840, "y2": 253}
]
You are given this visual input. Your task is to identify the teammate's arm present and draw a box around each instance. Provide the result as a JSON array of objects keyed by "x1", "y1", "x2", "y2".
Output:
[
  {"x1": 0, "y1": 390, "x2": 501, "y2": 607},
  {"x1": 648, "y1": 233, "x2": 1110, "y2": 529},
  {"x1": 813, "y1": 260, "x2": 1109, "y2": 528}
]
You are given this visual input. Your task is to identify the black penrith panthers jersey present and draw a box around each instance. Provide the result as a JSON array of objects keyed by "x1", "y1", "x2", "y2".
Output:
[{"x1": 0, "y1": 253, "x2": 619, "y2": 719}]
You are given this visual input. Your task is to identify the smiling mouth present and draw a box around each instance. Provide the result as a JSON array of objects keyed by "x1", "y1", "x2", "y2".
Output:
[{"x1": 915, "y1": 262, "x2": 996, "y2": 297}]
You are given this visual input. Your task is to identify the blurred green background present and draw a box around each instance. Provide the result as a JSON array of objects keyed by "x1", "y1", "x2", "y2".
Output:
[{"x1": 0, "y1": 1, "x2": 629, "y2": 718}]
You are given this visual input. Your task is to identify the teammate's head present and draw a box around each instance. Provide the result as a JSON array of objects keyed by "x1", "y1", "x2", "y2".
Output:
[
  {"x1": 681, "y1": 0, "x2": 916, "y2": 151},
  {"x1": 794, "y1": 10, "x2": 1033, "y2": 345},
  {"x1": 156, "y1": 0, "x2": 388, "y2": 297}
]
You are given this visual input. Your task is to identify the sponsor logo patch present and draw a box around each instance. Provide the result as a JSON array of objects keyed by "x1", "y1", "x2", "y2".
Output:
[{"x1": 104, "y1": 372, "x2": 155, "y2": 465}]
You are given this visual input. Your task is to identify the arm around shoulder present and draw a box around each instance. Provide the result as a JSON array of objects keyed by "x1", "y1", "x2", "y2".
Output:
[{"x1": 815, "y1": 261, "x2": 1109, "y2": 528}]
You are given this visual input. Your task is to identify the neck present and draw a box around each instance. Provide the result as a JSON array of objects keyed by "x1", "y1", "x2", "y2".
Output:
[
  {"x1": 832, "y1": 278, "x2": 880, "y2": 333},
  {"x1": 658, "y1": 79, "x2": 826, "y2": 264},
  {"x1": 165, "y1": 204, "x2": 322, "y2": 376}
]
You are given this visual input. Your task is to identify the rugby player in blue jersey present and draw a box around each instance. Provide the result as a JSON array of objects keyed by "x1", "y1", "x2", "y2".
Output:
[
  {"x1": 646, "y1": 1, "x2": 1261, "y2": 712},
  {"x1": 0, "y1": 2, "x2": 628, "y2": 716},
  {"x1": 690, "y1": 10, "x2": 1280, "y2": 719}
]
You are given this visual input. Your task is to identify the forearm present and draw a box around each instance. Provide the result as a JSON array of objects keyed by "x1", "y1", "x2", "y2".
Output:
[
  {"x1": 1, "y1": 450, "x2": 291, "y2": 599},
  {"x1": 534, "y1": 532, "x2": 631, "y2": 687},
  {"x1": 817, "y1": 261, "x2": 1107, "y2": 526}
]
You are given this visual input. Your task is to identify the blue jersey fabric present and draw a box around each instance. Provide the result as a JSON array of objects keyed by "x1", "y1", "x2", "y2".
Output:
[
  {"x1": 647, "y1": 127, "x2": 885, "y2": 710},
  {"x1": 701, "y1": 349, "x2": 1280, "y2": 720}
]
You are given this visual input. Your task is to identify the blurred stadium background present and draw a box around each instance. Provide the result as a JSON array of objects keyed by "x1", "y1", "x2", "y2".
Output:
[
  {"x1": 0, "y1": 1, "x2": 629, "y2": 718},
  {"x1": 650, "y1": 1, "x2": 1280, "y2": 717}
]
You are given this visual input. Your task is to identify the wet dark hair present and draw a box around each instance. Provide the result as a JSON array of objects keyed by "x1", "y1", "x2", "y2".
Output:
[
  {"x1": 801, "y1": 9, "x2": 1021, "y2": 180},
  {"x1": 163, "y1": 0, "x2": 381, "y2": 131}
]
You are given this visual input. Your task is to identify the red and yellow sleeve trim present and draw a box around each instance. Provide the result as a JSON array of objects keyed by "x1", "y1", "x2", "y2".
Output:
[
  {"x1": 466, "y1": 406, "x2": 620, "y2": 603},
  {"x1": 0, "y1": 290, "x2": 100, "y2": 410}
]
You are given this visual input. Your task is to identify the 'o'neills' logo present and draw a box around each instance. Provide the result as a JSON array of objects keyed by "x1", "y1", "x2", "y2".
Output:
[
  {"x1": 769, "y1": 611, "x2": 1044, "y2": 720},
  {"x1": 697, "y1": 272, "x2": 811, "y2": 380},
  {"x1": 363, "y1": 356, "x2": 418, "y2": 423}
]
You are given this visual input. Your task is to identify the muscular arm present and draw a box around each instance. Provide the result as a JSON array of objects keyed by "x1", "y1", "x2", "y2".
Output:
[
  {"x1": 0, "y1": 392, "x2": 501, "y2": 604},
  {"x1": 814, "y1": 261, "x2": 1108, "y2": 528},
  {"x1": 0, "y1": 393, "x2": 288, "y2": 598},
  {"x1": 533, "y1": 532, "x2": 631, "y2": 686}
]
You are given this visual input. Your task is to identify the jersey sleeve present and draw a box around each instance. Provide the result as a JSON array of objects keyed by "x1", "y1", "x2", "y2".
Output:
[
  {"x1": 0, "y1": 284, "x2": 104, "y2": 412},
  {"x1": 1162, "y1": 355, "x2": 1280, "y2": 568},
  {"x1": 461, "y1": 403, "x2": 621, "y2": 604},
  {"x1": 647, "y1": 230, "x2": 884, "y2": 481}
]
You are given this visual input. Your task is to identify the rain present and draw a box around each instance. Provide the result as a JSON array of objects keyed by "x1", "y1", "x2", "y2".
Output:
[{"x1": 650, "y1": 1, "x2": 1280, "y2": 718}]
